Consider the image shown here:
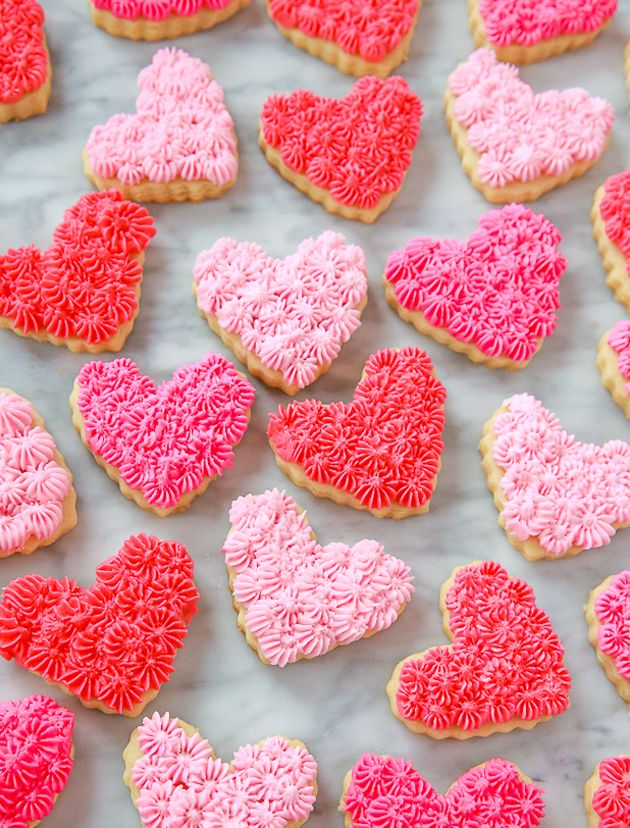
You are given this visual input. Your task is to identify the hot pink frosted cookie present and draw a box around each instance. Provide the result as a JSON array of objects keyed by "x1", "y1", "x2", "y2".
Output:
[
  {"x1": 586, "y1": 571, "x2": 630, "y2": 704},
  {"x1": 480, "y1": 393, "x2": 630, "y2": 560},
  {"x1": 387, "y1": 560, "x2": 571, "y2": 738},
  {"x1": 267, "y1": 347, "x2": 446, "y2": 519},
  {"x1": 384, "y1": 204, "x2": 566, "y2": 368},
  {"x1": 70, "y1": 354, "x2": 255, "y2": 517},
  {"x1": 259, "y1": 77, "x2": 422, "y2": 222},
  {"x1": 0, "y1": 695, "x2": 75, "y2": 828},
  {"x1": 592, "y1": 169, "x2": 630, "y2": 312},
  {"x1": 84, "y1": 49, "x2": 238, "y2": 203},
  {"x1": 446, "y1": 49, "x2": 614, "y2": 203},
  {"x1": 0, "y1": 534, "x2": 199, "y2": 716},
  {"x1": 597, "y1": 321, "x2": 630, "y2": 419},
  {"x1": 585, "y1": 756, "x2": 630, "y2": 827},
  {"x1": 124, "y1": 712, "x2": 317, "y2": 828},
  {"x1": 0, "y1": 191, "x2": 155, "y2": 353},
  {"x1": 340, "y1": 754, "x2": 545, "y2": 827},
  {"x1": 0, "y1": 389, "x2": 76, "y2": 557},
  {"x1": 0, "y1": 0, "x2": 51, "y2": 123},
  {"x1": 193, "y1": 231, "x2": 368, "y2": 394},
  {"x1": 222, "y1": 488, "x2": 414, "y2": 666}
]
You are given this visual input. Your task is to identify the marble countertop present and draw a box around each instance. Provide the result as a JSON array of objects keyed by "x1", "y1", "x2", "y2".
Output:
[{"x1": 2, "y1": 1, "x2": 630, "y2": 824}]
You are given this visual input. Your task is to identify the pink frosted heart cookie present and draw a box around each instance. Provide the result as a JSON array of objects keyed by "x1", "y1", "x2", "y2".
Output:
[
  {"x1": 592, "y1": 169, "x2": 630, "y2": 312},
  {"x1": 597, "y1": 321, "x2": 630, "y2": 419},
  {"x1": 0, "y1": 0, "x2": 51, "y2": 123},
  {"x1": 84, "y1": 49, "x2": 238, "y2": 203},
  {"x1": 124, "y1": 712, "x2": 317, "y2": 828},
  {"x1": 340, "y1": 754, "x2": 545, "y2": 827},
  {"x1": 446, "y1": 49, "x2": 614, "y2": 203},
  {"x1": 193, "y1": 231, "x2": 368, "y2": 394},
  {"x1": 266, "y1": 0, "x2": 421, "y2": 78},
  {"x1": 222, "y1": 488, "x2": 414, "y2": 666},
  {"x1": 259, "y1": 77, "x2": 422, "y2": 223},
  {"x1": 0, "y1": 695, "x2": 75, "y2": 828},
  {"x1": 586, "y1": 571, "x2": 630, "y2": 704},
  {"x1": 70, "y1": 354, "x2": 255, "y2": 516},
  {"x1": 480, "y1": 393, "x2": 630, "y2": 560},
  {"x1": 585, "y1": 756, "x2": 630, "y2": 827},
  {"x1": 384, "y1": 204, "x2": 566, "y2": 368},
  {"x1": 387, "y1": 560, "x2": 571, "y2": 739},
  {"x1": 469, "y1": 0, "x2": 617, "y2": 64}
]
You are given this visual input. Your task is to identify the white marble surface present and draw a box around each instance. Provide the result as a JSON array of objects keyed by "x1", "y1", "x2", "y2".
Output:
[{"x1": 1, "y1": 0, "x2": 630, "y2": 824}]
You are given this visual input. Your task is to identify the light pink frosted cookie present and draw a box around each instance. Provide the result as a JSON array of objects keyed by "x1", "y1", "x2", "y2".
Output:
[
  {"x1": 586, "y1": 571, "x2": 630, "y2": 704},
  {"x1": 222, "y1": 488, "x2": 414, "y2": 665},
  {"x1": 193, "y1": 231, "x2": 368, "y2": 394},
  {"x1": 585, "y1": 756, "x2": 630, "y2": 827},
  {"x1": 597, "y1": 321, "x2": 630, "y2": 419},
  {"x1": 84, "y1": 48, "x2": 238, "y2": 203}
]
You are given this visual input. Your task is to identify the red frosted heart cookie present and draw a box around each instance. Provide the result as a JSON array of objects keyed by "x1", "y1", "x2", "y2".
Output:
[
  {"x1": 384, "y1": 204, "x2": 566, "y2": 368},
  {"x1": 0, "y1": 191, "x2": 155, "y2": 353},
  {"x1": 585, "y1": 756, "x2": 630, "y2": 827},
  {"x1": 259, "y1": 77, "x2": 422, "y2": 223},
  {"x1": 267, "y1": 347, "x2": 446, "y2": 519},
  {"x1": 387, "y1": 560, "x2": 571, "y2": 738},
  {"x1": 592, "y1": 169, "x2": 630, "y2": 313},
  {"x1": 0, "y1": 534, "x2": 199, "y2": 716},
  {"x1": 586, "y1": 571, "x2": 630, "y2": 704},
  {"x1": 0, "y1": 0, "x2": 51, "y2": 123}
]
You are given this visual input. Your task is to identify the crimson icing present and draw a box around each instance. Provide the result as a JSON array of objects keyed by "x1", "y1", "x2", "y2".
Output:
[
  {"x1": 223, "y1": 488, "x2": 414, "y2": 666},
  {"x1": 600, "y1": 168, "x2": 630, "y2": 276},
  {"x1": 0, "y1": 191, "x2": 155, "y2": 347},
  {"x1": 395, "y1": 560, "x2": 571, "y2": 733},
  {"x1": 0, "y1": 694, "x2": 75, "y2": 828},
  {"x1": 267, "y1": 347, "x2": 446, "y2": 513},
  {"x1": 590, "y1": 756, "x2": 630, "y2": 825},
  {"x1": 385, "y1": 204, "x2": 566, "y2": 363},
  {"x1": 0, "y1": 0, "x2": 47, "y2": 105},
  {"x1": 0, "y1": 534, "x2": 199, "y2": 714},
  {"x1": 260, "y1": 77, "x2": 422, "y2": 210},
  {"x1": 491, "y1": 393, "x2": 630, "y2": 556},
  {"x1": 93, "y1": 0, "x2": 233, "y2": 19},
  {"x1": 342, "y1": 755, "x2": 545, "y2": 827},
  {"x1": 268, "y1": 0, "x2": 419, "y2": 64},
  {"x1": 594, "y1": 572, "x2": 630, "y2": 682}
]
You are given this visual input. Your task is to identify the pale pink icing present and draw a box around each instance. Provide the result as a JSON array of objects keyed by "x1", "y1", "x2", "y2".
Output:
[
  {"x1": 600, "y1": 168, "x2": 630, "y2": 276},
  {"x1": 478, "y1": 0, "x2": 618, "y2": 48},
  {"x1": 491, "y1": 393, "x2": 630, "y2": 556},
  {"x1": 0, "y1": 0, "x2": 48, "y2": 104},
  {"x1": 85, "y1": 48, "x2": 238, "y2": 186},
  {"x1": 607, "y1": 321, "x2": 630, "y2": 393},
  {"x1": 0, "y1": 390, "x2": 71, "y2": 556},
  {"x1": 74, "y1": 354, "x2": 255, "y2": 510},
  {"x1": 449, "y1": 49, "x2": 614, "y2": 188},
  {"x1": 385, "y1": 204, "x2": 566, "y2": 363},
  {"x1": 93, "y1": 0, "x2": 232, "y2": 19},
  {"x1": 342, "y1": 755, "x2": 545, "y2": 827},
  {"x1": 0, "y1": 694, "x2": 75, "y2": 828},
  {"x1": 193, "y1": 232, "x2": 368, "y2": 389},
  {"x1": 594, "y1": 572, "x2": 630, "y2": 681},
  {"x1": 590, "y1": 756, "x2": 630, "y2": 824},
  {"x1": 222, "y1": 488, "x2": 414, "y2": 666},
  {"x1": 132, "y1": 712, "x2": 317, "y2": 827}
]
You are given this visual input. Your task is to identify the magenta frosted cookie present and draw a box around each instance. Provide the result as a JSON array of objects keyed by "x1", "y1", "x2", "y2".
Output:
[
  {"x1": 0, "y1": 0, "x2": 51, "y2": 123},
  {"x1": 585, "y1": 756, "x2": 630, "y2": 827},
  {"x1": 586, "y1": 571, "x2": 630, "y2": 703},
  {"x1": 598, "y1": 321, "x2": 630, "y2": 419},
  {"x1": 592, "y1": 169, "x2": 630, "y2": 312}
]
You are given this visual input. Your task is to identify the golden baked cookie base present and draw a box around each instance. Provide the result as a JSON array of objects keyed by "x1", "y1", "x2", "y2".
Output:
[
  {"x1": 591, "y1": 186, "x2": 630, "y2": 313},
  {"x1": 0, "y1": 56, "x2": 52, "y2": 124},
  {"x1": 584, "y1": 764, "x2": 604, "y2": 828},
  {"x1": 597, "y1": 337, "x2": 630, "y2": 420},
  {"x1": 585, "y1": 577, "x2": 630, "y2": 705}
]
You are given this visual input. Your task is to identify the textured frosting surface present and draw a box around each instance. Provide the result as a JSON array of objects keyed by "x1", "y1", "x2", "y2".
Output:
[
  {"x1": 86, "y1": 48, "x2": 238, "y2": 186},
  {"x1": 342, "y1": 754, "x2": 545, "y2": 827},
  {"x1": 268, "y1": 347, "x2": 446, "y2": 512},
  {"x1": 385, "y1": 204, "x2": 566, "y2": 363},
  {"x1": 491, "y1": 393, "x2": 630, "y2": 556},
  {"x1": 0, "y1": 390, "x2": 71, "y2": 555},
  {"x1": 594, "y1": 572, "x2": 630, "y2": 682},
  {"x1": 449, "y1": 49, "x2": 614, "y2": 189},
  {"x1": 0, "y1": 191, "x2": 155, "y2": 345},
  {"x1": 223, "y1": 488, "x2": 414, "y2": 665},
  {"x1": 0, "y1": 534, "x2": 199, "y2": 713},
  {"x1": 600, "y1": 168, "x2": 630, "y2": 275},
  {"x1": 75, "y1": 354, "x2": 255, "y2": 510},
  {"x1": 607, "y1": 321, "x2": 630, "y2": 394},
  {"x1": 395, "y1": 560, "x2": 571, "y2": 732},
  {"x1": 0, "y1": 0, "x2": 47, "y2": 104},
  {"x1": 260, "y1": 77, "x2": 422, "y2": 210},
  {"x1": 590, "y1": 756, "x2": 630, "y2": 824},
  {"x1": 92, "y1": 0, "x2": 233, "y2": 18},
  {"x1": 267, "y1": 0, "x2": 419, "y2": 63},
  {"x1": 0, "y1": 694, "x2": 75, "y2": 828},
  {"x1": 130, "y1": 712, "x2": 317, "y2": 826},
  {"x1": 194, "y1": 231, "x2": 368, "y2": 389}
]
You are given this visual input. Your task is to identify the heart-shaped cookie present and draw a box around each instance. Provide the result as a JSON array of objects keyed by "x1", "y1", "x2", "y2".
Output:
[
  {"x1": 193, "y1": 231, "x2": 368, "y2": 394},
  {"x1": 585, "y1": 756, "x2": 630, "y2": 827},
  {"x1": 0, "y1": 534, "x2": 199, "y2": 716},
  {"x1": 597, "y1": 322, "x2": 630, "y2": 419},
  {"x1": 124, "y1": 712, "x2": 317, "y2": 828},
  {"x1": 0, "y1": 388, "x2": 76, "y2": 558},
  {"x1": 266, "y1": 0, "x2": 421, "y2": 78},
  {"x1": 1, "y1": 695, "x2": 75, "y2": 828},
  {"x1": 223, "y1": 488, "x2": 414, "y2": 666},
  {"x1": 446, "y1": 49, "x2": 614, "y2": 203},
  {"x1": 480, "y1": 393, "x2": 630, "y2": 560},
  {"x1": 267, "y1": 347, "x2": 446, "y2": 519},
  {"x1": 340, "y1": 755, "x2": 545, "y2": 827},
  {"x1": 0, "y1": 191, "x2": 155, "y2": 352},
  {"x1": 586, "y1": 571, "x2": 630, "y2": 704},
  {"x1": 469, "y1": 0, "x2": 617, "y2": 64},
  {"x1": 387, "y1": 560, "x2": 571, "y2": 738},
  {"x1": 384, "y1": 204, "x2": 566, "y2": 369},
  {"x1": 259, "y1": 77, "x2": 422, "y2": 223},
  {"x1": 592, "y1": 169, "x2": 630, "y2": 313},
  {"x1": 84, "y1": 48, "x2": 238, "y2": 203},
  {"x1": 0, "y1": 0, "x2": 51, "y2": 123}
]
